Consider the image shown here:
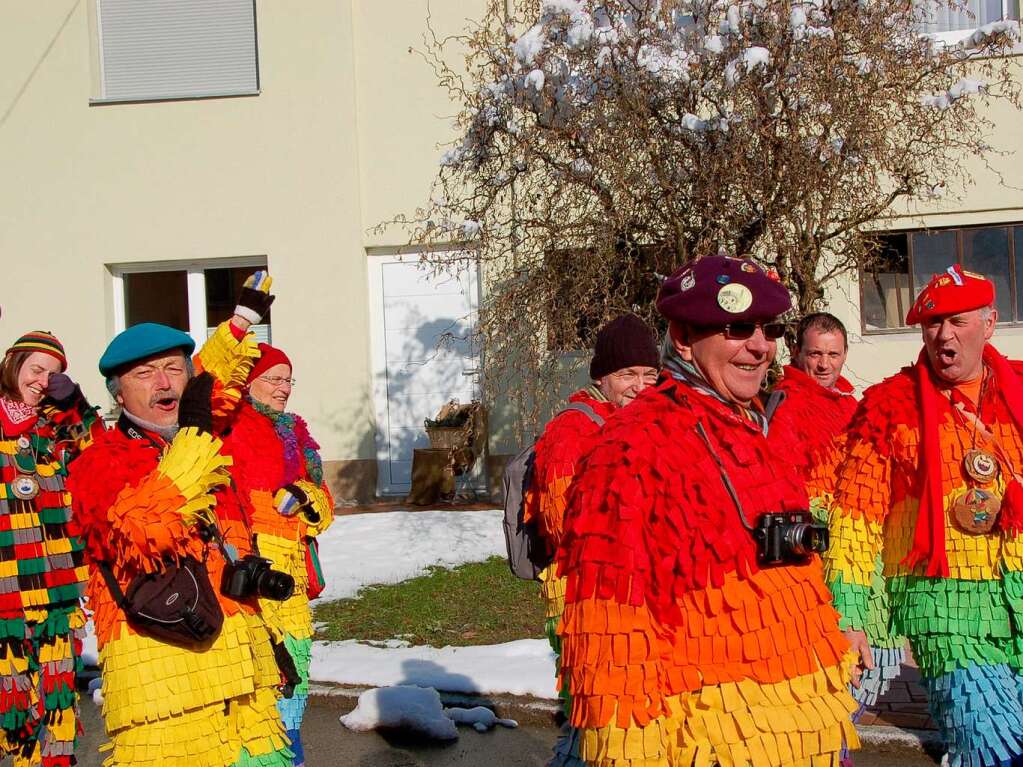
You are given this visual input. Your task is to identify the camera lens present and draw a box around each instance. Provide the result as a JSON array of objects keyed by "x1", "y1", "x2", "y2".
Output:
[
  {"x1": 785, "y1": 524, "x2": 829, "y2": 556},
  {"x1": 256, "y1": 569, "x2": 295, "y2": 601}
]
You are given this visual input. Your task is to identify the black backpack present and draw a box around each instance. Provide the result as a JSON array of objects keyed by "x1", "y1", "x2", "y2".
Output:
[{"x1": 502, "y1": 403, "x2": 606, "y2": 580}]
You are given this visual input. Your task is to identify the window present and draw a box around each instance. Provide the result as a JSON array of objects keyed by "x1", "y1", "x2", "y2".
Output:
[
  {"x1": 94, "y1": 0, "x2": 259, "y2": 103},
  {"x1": 861, "y1": 224, "x2": 1022, "y2": 331},
  {"x1": 914, "y1": 0, "x2": 1020, "y2": 36},
  {"x1": 112, "y1": 259, "x2": 271, "y2": 347}
]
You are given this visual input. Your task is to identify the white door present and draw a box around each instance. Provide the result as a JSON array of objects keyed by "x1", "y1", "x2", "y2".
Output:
[{"x1": 369, "y1": 254, "x2": 482, "y2": 496}]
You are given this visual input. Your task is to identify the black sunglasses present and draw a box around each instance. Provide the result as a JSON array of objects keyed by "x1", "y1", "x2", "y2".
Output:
[{"x1": 717, "y1": 322, "x2": 788, "y2": 340}]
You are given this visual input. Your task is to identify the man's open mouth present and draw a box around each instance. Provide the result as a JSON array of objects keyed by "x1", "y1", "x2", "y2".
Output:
[{"x1": 153, "y1": 397, "x2": 178, "y2": 412}]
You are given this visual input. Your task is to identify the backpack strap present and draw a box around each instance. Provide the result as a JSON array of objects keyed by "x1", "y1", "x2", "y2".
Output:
[
  {"x1": 96, "y1": 560, "x2": 128, "y2": 609},
  {"x1": 560, "y1": 402, "x2": 606, "y2": 427},
  {"x1": 764, "y1": 389, "x2": 786, "y2": 423}
]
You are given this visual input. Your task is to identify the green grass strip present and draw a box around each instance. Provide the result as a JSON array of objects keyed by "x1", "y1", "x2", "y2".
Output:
[{"x1": 313, "y1": 556, "x2": 545, "y2": 647}]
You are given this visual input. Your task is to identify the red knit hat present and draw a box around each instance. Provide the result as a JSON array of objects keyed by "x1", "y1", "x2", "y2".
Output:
[
  {"x1": 905, "y1": 265, "x2": 995, "y2": 325},
  {"x1": 5, "y1": 331, "x2": 67, "y2": 371},
  {"x1": 247, "y1": 343, "x2": 292, "y2": 384}
]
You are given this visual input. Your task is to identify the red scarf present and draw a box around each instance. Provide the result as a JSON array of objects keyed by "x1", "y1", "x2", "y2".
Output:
[
  {"x1": 905, "y1": 344, "x2": 1023, "y2": 577},
  {"x1": 0, "y1": 396, "x2": 38, "y2": 437}
]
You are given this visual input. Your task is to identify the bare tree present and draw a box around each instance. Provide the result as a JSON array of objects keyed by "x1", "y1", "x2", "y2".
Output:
[{"x1": 393, "y1": 0, "x2": 1020, "y2": 433}]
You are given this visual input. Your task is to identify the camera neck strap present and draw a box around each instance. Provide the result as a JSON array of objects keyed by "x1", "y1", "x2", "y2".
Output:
[{"x1": 693, "y1": 420, "x2": 756, "y2": 533}]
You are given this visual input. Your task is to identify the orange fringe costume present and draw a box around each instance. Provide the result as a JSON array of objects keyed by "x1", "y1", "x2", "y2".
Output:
[
  {"x1": 824, "y1": 347, "x2": 1023, "y2": 766},
  {"x1": 525, "y1": 388, "x2": 617, "y2": 663},
  {"x1": 557, "y1": 376, "x2": 858, "y2": 767},
  {"x1": 66, "y1": 322, "x2": 291, "y2": 767},
  {"x1": 221, "y1": 399, "x2": 334, "y2": 767},
  {"x1": 773, "y1": 366, "x2": 858, "y2": 506},
  {"x1": 525, "y1": 387, "x2": 616, "y2": 766},
  {"x1": 772, "y1": 366, "x2": 904, "y2": 714}
]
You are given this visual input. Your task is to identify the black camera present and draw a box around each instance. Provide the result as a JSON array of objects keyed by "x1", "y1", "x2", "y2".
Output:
[
  {"x1": 752, "y1": 511, "x2": 829, "y2": 566},
  {"x1": 221, "y1": 555, "x2": 295, "y2": 601}
]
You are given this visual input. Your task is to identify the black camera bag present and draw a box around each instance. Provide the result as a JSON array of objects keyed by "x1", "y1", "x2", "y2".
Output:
[{"x1": 97, "y1": 556, "x2": 224, "y2": 648}]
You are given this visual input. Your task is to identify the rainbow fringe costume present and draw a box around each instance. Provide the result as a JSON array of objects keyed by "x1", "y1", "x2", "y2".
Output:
[
  {"x1": 773, "y1": 366, "x2": 905, "y2": 714},
  {"x1": 222, "y1": 400, "x2": 334, "y2": 767},
  {"x1": 0, "y1": 391, "x2": 100, "y2": 767},
  {"x1": 525, "y1": 387, "x2": 616, "y2": 766},
  {"x1": 67, "y1": 322, "x2": 291, "y2": 767},
  {"x1": 558, "y1": 377, "x2": 858, "y2": 766},
  {"x1": 825, "y1": 351, "x2": 1023, "y2": 767}
]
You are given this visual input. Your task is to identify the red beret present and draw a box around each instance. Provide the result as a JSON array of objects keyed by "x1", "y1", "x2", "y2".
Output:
[
  {"x1": 247, "y1": 343, "x2": 292, "y2": 384},
  {"x1": 656, "y1": 255, "x2": 791, "y2": 325},
  {"x1": 905, "y1": 265, "x2": 995, "y2": 325}
]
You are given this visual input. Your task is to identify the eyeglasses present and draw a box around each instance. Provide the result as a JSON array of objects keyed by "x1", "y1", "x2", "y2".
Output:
[
  {"x1": 716, "y1": 322, "x2": 787, "y2": 341},
  {"x1": 258, "y1": 376, "x2": 296, "y2": 387}
]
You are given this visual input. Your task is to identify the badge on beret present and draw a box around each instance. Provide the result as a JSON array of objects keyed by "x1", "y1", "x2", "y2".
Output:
[
  {"x1": 740, "y1": 262, "x2": 757, "y2": 273},
  {"x1": 680, "y1": 273, "x2": 696, "y2": 291},
  {"x1": 717, "y1": 283, "x2": 753, "y2": 314}
]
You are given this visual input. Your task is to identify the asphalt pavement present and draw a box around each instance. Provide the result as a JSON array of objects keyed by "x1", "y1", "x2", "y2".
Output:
[{"x1": 64, "y1": 693, "x2": 941, "y2": 766}]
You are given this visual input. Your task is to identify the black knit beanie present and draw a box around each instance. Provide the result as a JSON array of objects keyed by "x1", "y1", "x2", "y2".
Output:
[{"x1": 589, "y1": 314, "x2": 660, "y2": 380}]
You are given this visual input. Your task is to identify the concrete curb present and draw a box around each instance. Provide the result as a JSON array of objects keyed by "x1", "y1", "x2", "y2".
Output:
[{"x1": 309, "y1": 682, "x2": 943, "y2": 749}]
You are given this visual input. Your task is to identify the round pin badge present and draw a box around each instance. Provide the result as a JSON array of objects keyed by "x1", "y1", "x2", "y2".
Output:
[
  {"x1": 717, "y1": 283, "x2": 753, "y2": 314},
  {"x1": 11, "y1": 476, "x2": 39, "y2": 501},
  {"x1": 963, "y1": 449, "x2": 999, "y2": 484}
]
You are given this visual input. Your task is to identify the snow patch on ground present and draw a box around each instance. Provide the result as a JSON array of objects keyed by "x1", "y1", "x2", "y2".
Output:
[
  {"x1": 446, "y1": 706, "x2": 518, "y2": 733},
  {"x1": 88, "y1": 676, "x2": 103, "y2": 706},
  {"x1": 340, "y1": 686, "x2": 458, "y2": 740},
  {"x1": 314, "y1": 509, "x2": 506, "y2": 602},
  {"x1": 81, "y1": 621, "x2": 98, "y2": 666},
  {"x1": 311, "y1": 639, "x2": 558, "y2": 699},
  {"x1": 339, "y1": 686, "x2": 520, "y2": 740}
]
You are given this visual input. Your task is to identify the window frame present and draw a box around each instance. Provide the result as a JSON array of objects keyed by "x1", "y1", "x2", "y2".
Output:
[
  {"x1": 860, "y1": 222, "x2": 1023, "y2": 335},
  {"x1": 917, "y1": 0, "x2": 1021, "y2": 44},
  {"x1": 109, "y1": 255, "x2": 268, "y2": 348}
]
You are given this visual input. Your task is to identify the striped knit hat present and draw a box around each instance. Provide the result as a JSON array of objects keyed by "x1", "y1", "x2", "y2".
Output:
[{"x1": 5, "y1": 331, "x2": 67, "y2": 371}]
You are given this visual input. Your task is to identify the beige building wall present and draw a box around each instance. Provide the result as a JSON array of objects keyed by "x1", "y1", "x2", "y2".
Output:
[
  {"x1": 827, "y1": 55, "x2": 1023, "y2": 392},
  {"x1": 0, "y1": 2, "x2": 1019, "y2": 498}
]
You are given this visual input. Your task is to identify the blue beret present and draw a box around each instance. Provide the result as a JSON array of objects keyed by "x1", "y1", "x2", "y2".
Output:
[
  {"x1": 99, "y1": 323, "x2": 196, "y2": 376},
  {"x1": 656, "y1": 255, "x2": 791, "y2": 325}
]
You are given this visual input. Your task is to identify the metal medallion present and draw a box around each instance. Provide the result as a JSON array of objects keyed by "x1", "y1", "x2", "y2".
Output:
[
  {"x1": 11, "y1": 476, "x2": 39, "y2": 501},
  {"x1": 15, "y1": 436, "x2": 30, "y2": 451},
  {"x1": 963, "y1": 448, "x2": 1000, "y2": 484},
  {"x1": 951, "y1": 487, "x2": 1000, "y2": 535}
]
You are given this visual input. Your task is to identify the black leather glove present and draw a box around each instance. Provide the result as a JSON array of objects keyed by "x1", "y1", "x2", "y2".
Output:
[
  {"x1": 177, "y1": 373, "x2": 215, "y2": 434},
  {"x1": 42, "y1": 373, "x2": 82, "y2": 411}
]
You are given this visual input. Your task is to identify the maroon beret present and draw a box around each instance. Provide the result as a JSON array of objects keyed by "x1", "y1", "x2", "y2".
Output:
[{"x1": 656, "y1": 255, "x2": 791, "y2": 325}]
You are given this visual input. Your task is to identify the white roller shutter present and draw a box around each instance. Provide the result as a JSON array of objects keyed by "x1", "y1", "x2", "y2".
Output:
[{"x1": 96, "y1": 0, "x2": 259, "y2": 102}]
